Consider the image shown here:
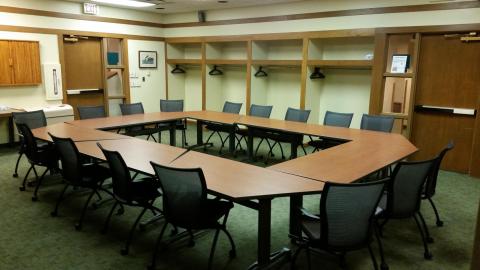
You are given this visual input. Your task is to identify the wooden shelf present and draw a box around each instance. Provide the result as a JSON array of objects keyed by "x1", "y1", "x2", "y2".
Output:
[
  {"x1": 252, "y1": 59, "x2": 302, "y2": 66},
  {"x1": 307, "y1": 60, "x2": 372, "y2": 69},
  {"x1": 206, "y1": 59, "x2": 247, "y2": 65},
  {"x1": 167, "y1": 59, "x2": 202, "y2": 65},
  {"x1": 383, "y1": 72, "x2": 413, "y2": 78},
  {"x1": 381, "y1": 112, "x2": 409, "y2": 119}
]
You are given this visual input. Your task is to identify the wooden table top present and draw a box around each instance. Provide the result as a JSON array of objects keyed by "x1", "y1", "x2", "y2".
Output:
[
  {"x1": 269, "y1": 132, "x2": 417, "y2": 183},
  {"x1": 75, "y1": 138, "x2": 187, "y2": 174},
  {"x1": 185, "y1": 110, "x2": 241, "y2": 125},
  {"x1": 0, "y1": 108, "x2": 24, "y2": 118},
  {"x1": 32, "y1": 123, "x2": 130, "y2": 142},
  {"x1": 67, "y1": 111, "x2": 187, "y2": 130},
  {"x1": 169, "y1": 150, "x2": 325, "y2": 200}
]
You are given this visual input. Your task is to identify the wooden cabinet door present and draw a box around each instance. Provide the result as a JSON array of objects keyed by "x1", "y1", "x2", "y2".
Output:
[
  {"x1": 10, "y1": 41, "x2": 41, "y2": 85},
  {"x1": 0, "y1": 41, "x2": 13, "y2": 85}
]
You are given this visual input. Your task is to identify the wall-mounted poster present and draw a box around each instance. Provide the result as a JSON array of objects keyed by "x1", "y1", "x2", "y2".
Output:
[
  {"x1": 139, "y1": 51, "x2": 157, "y2": 68},
  {"x1": 390, "y1": 54, "x2": 410, "y2": 73}
]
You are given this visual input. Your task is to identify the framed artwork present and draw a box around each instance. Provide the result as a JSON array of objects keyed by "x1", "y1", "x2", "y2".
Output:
[
  {"x1": 139, "y1": 51, "x2": 157, "y2": 68},
  {"x1": 390, "y1": 54, "x2": 410, "y2": 73}
]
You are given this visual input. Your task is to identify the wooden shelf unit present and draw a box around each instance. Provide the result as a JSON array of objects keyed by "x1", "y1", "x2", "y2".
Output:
[
  {"x1": 252, "y1": 59, "x2": 302, "y2": 67},
  {"x1": 167, "y1": 59, "x2": 202, "y2": 65},
  {"x1": 0, "y1": 40, "x2": 41, "y2": 86},
  {"x1": 206, "y1": 59, "x2": 247, "y2": 65},
  {"x1": 308, "y1": 60, "x2": 372, "y2": 69}
]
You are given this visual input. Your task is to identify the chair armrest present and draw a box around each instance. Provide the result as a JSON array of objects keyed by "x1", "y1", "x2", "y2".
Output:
[{"x1": 300, "y1": 207, "x2": 320, "y2": 221}]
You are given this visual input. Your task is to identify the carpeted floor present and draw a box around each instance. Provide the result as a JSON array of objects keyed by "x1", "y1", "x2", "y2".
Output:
[{"x1": 0, "y1": 124, "x2": 479, "y2": 270}]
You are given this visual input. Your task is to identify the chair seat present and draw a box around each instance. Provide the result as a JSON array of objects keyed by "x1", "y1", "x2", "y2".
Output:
[
  {"x1": 130, "y1": 178, "x2": 161, "y2": 203},
  {"x1": 78, "y1": 164, "x2": 111, "y2": 187},
  {"x1": 193, "y1": 199, "x2": 234, "y2": 229}
]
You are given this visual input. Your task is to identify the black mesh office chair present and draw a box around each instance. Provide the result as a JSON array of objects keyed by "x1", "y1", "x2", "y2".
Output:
[
  {"x1": 49, "y1": 134, "x2": 111, "y2": 231},
  {"x1": 16, "y1": 123, "x2": 58, "y2": 201},
  {"x1": 98, "y1": 143, "x2": 163, "y2": 255},
  {"x1": 292, "y1": 179, "x2": 389, "y2": 270},
  {"x1": 119, "y1": 102, "x2": 162, "y2": 142},
  {"x1": 77, "y1": 105, "x2": 106, "y2": 119},
  {"x1": 235, "y1": 104, "x2": 273, "y2": 152},
  {"x1": 307, "y1": 111, "x2": 353, "y2": 152},
  {"x1": 376, "y1": 158, "x2": 436, "y2": 260},
  {"x1": 258, "y1": 107, "x2": 310, "y2": 161},
  {"x1": 360, "y1": 114, "x2": 395, "y2": 133},
  {"x1": 12, "y1": 110, "x2": 47, "y2": 178},
  {"x1": 204, "y1": 101, "x2": 242, "y2": 154},
  {"x1": 159, "y1": 99, "x2": 188, "y2": 148},
  {"x1": 148, "y1": 162, "x2": 236, "y2": 270},
  {"x1": 422, "y1": 141, "x2": 454, "y2": 227}
]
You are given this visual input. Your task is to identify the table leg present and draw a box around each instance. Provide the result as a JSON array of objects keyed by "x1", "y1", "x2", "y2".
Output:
[
  {"x1": 196, "y1": 120, "x2": 203, "y2": 146},
  {"x1": 8, "y1": 116, "x2": 15, "y2": 147},
  {"x1": 247, "y1": 128, "x2": 254, "y2": 161},
  {"x1": 169, "y1": 121, "x2": 176, "y2": 146},
  {"x1": 229, "y1": 125, "x2": 236, "y2": 155},
  {"x1": 290, "y1": 137, "x2": 298, "y2": 159},
  {"x1": 289, "y1": 195, "x2": 303, "y2": 238},
  {"x1": 257, "y1": 198, "x2": 272, "y2": 267}
]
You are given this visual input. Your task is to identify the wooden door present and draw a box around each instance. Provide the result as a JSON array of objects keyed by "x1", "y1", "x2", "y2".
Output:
[
  {"x1": 63, "y1": 37, "x2": 104, "y2": 119},
  {"x1": 10, "y1": 41, "x2": 41, "y2": 85},
  {"x1": 0, "y1": 41, "x2": 13, "y2": 85},
  {"x1": 411, "y1": 34, "x2": 480, "y2": 173}
]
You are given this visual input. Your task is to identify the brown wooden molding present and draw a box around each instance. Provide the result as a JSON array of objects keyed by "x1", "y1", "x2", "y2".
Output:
[
  {"x1": 0, "y1": 5, "x2": 164, "y2": 28},
  {"x1": 0, "y1": 25, "x2": 164, "y2": 41},
  {"x1": 163, "y1": 1, "x2": 480, "y2": 28}
]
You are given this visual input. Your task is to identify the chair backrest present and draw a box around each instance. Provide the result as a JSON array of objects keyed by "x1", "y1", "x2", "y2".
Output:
[
  {"x1": 77, "y1": 105, "x2": 106, "y2": 120},
  {"x1": 119, "y1": 102, "x2": 144, "y2": 115},
  {"x1": 49, "y1": 134, "x2": 83, "y2": 185},
  {"x1": 424, "y1": 141, "x2": 455, "y2": 198},
  {"x1": 387, "y1": 159, "x2": 436, "y2": 218},
  {"x1": 150, "y1": 162, "x2": 207, "y2": 228},
  {"x1": 222, "y1": 101, "x2": 242, "y2": 114},
  {"x1": 249, "y1": 104, "x2": 273, "y2": 118},
  {"x1": 320, "y1": 179, "x2": 387, "y2": 250},
  {"x1": 360, "y1": 114, "x2": 394, "y2": 133},
  {"x1": 324, "y1": 111, "x2": 353, "y2": 128},
  {"x1": 98, "y1": 143, "x2": 133, "y2": 202},
  {"x1": 285, "y1": 107, "x2": 310, "y2": 123},
  {"x1": 160, "y1": 99, "x2": 184, "y2": 112},
  {"x1": 12, "y1": 110, "x2": 47, "y2": 129},
  {"x1": 15, "y1": 123, "x2": 39, "y2": 160}
]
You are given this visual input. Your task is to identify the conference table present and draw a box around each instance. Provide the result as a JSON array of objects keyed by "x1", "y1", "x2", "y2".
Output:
[
  {"x1": 0, "y1": 108, "x2": 24, "y2": 146},
  {"x1": 32, "y1": 110, "x2": 417, "y2": 269}
]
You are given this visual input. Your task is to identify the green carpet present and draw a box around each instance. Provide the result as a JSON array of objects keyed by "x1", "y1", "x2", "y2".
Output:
[{"x1": 0, "y1": 124, "x2": 479, "y2": 270}]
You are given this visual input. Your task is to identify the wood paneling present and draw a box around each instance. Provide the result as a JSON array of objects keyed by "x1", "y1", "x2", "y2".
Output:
[
  {"x1": 300, "y1": 38, "x2": 308, "y2": 109},
  {"x1": 369, "y1": 33, "x2": 387, "y2": 114},
  {"x1": 307, "y1": 60, "x2": 372, "y2": 69},
  {"x1": 9, "y1": 41, "x2": 41, "y2": 84},
  {"x1": 64, "y1": 38, "x2": 103, "y2": 90},
  {"x1": 0, "y1": 40, "x2": 13, "y2": 85}
]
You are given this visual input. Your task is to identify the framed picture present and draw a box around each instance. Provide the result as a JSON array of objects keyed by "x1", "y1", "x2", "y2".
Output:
[
  {"x1": 390, "y1": 54, "x2": 410, "y2": 73},
  {"x1": 139, "y1": 51, "x2": 157, "y2": 68}
]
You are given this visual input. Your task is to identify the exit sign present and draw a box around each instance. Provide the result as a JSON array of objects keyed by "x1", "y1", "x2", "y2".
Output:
[{"x1": 83, "y1": 3, "x2": 98, "y2": 15}]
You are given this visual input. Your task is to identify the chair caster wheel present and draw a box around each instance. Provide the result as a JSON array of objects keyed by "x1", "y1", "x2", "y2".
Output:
[
  {"x1": 229, "y1": 250, "x2": 236, "y2": 258},
  {"x1": 436, "y1": 221, "x2": 444, "y2": 227},
  {"x1": 19, "y1": 186, "x2": 26, "y2": 191},
  {"x1": 120, "y1": 249, "x2": 129, "y2": 256},
  {"x1": 75, "y1": 224, "x2": 82, "y2": 231},
  {"x1": 427, "y1": 237, "x2": 434, "y2": 243},
  {"x1": 32, "y1": 197, "x2": 38, "y2": 202},
  {"x1": 380, "y1": 263, "x2": 389, "y2": 270},
  {"x1": 424, "y1": 252, "x2": 433, "y2": 260},
  {"x1": 13, "y1": 173, "x2": 18, "y2": 178},
  {"x1": 50, "y1": 211, "x2": 58, "y2": 217}
]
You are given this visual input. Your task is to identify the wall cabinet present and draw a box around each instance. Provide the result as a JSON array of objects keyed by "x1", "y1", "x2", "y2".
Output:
[{"x1": 0, "y1": 40, "x2": 41, "y2": 86}]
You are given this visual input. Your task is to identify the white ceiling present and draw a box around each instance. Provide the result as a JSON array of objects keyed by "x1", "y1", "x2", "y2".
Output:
[{"x1": 66, "y1": 0, "x2": 306, "y2": 14}]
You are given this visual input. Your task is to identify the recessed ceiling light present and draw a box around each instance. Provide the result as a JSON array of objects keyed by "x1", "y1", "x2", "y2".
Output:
[
  {"x1": 91, "y1": 0, "x2": 155, "y2": 8},
  {"x1": 218, "y1": 0, "x2": 228, "y2": 3}
]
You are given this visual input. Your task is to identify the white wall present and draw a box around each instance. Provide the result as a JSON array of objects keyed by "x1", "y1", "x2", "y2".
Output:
[{"x1": 127, "y1": 40, "x2": 166, "y2": 113}]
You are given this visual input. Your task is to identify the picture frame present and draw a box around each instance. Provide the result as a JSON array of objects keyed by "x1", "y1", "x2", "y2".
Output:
[
  {"x1": 138, "y1": 51, "x2": 157, "y2": 68},
  {"x1": 390, "y1": 54, "x2": 410, "y2": 73}
]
